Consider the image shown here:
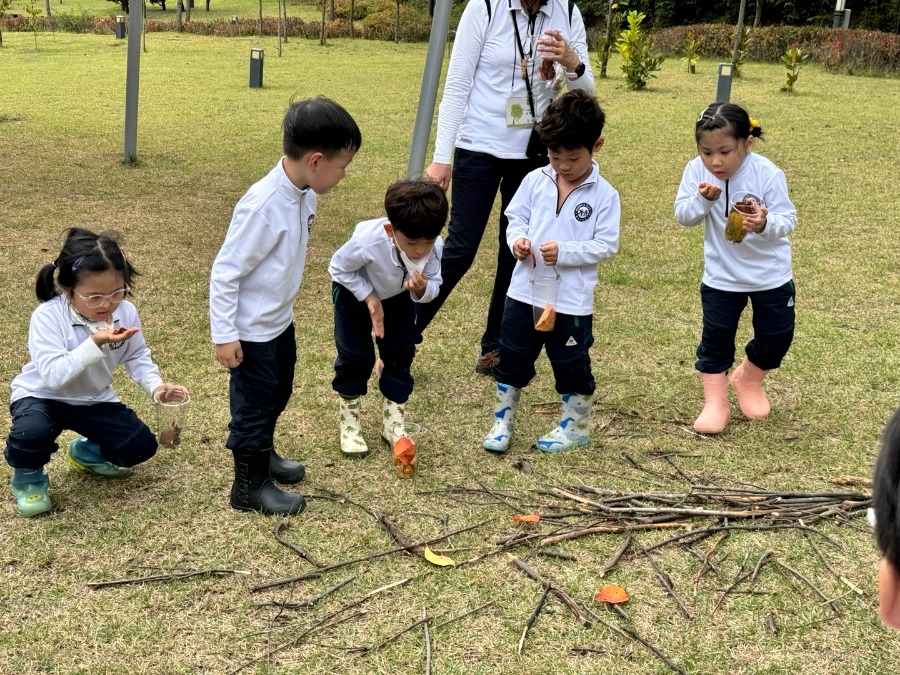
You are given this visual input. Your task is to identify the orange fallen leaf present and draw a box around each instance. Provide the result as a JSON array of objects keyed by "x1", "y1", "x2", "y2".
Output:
[
  {"x1": 595, "y1": 585, "x2": 629, "y2": 604},
  {"x1": 512, "y1": 514, "x2": 541, "y2": 523},
  {"x1": 393, "y1": 436, "x2": 417, "y2": 465}
]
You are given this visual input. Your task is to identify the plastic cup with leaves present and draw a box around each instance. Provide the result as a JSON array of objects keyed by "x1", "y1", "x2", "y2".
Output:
[
  {"x1": 154, "y1": 390, "x2": 190, "y2": 448},
  {"x1": 392, "y1": 422, "x2": 420, "y2": 479},
  {"x1": 725, "y1": 191, "x2": 764, "y2": 244}
]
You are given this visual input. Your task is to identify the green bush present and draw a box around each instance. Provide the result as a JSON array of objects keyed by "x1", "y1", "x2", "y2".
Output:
[
  {"x1": 615, "y1": 10, "x2": 663, "y2": 90},
  {"x1": 653, "y1": 24, "x2": 900, "y2": 77},
  {"x1": 362, "y1": 4, "x2": 430, "y2": 41}
]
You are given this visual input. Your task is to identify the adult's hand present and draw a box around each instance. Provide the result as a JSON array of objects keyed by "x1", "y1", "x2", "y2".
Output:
[
  {"x1": 536, "y1": 29, "x2": 580, "y2": 73},
  {"x1": 425, "y1": 162, "x2": 452, "y2": 191}
]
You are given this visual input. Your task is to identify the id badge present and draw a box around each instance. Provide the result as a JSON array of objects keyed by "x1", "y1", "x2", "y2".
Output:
[{"x1": 506, "y1": 96, "x2": 535, "y2": 128}]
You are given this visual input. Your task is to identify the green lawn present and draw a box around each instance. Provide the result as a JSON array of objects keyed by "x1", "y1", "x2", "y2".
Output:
[
  {"x1": 1, "y1": 31, "x2": 900, "y2": 674},
  {"x1": 5, "y1": 0, "x2": 323, "y2": 23}
]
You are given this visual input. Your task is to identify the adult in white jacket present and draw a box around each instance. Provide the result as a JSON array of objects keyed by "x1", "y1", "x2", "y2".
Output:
[
  {"x1": 674, "y1": 102, "x2": 797, "y2": 435},
  {"x1": 420, "y1": 0, "x2": 594, "y2": 377}
]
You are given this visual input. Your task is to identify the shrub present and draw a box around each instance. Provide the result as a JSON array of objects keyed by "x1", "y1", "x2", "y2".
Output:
[
  {"x1": 781, "y1": 46, "x2": 809, "y2": 92},
  {"x1": 681, "y1": 29, "x2": 701, "y2": 73},
  {"x1": 362, "y1": 4, "x2": 430, "y2": 42},
  {"x1": 615, "y1": 10, "x2": 663, "y2": 90}
]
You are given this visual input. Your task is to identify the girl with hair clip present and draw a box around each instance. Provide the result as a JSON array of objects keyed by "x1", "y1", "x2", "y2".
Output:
[
  {"x1": 4, "y1": 228, "x2": 188, "y2": 517},
  {"x1": 675, "y1": 102, "x2": 797, "y2": 435}
]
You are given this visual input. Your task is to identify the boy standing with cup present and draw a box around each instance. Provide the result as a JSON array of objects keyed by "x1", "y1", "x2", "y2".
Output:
[{"x1": 483, "y1": 90, "x2": 620, "y2": 454}]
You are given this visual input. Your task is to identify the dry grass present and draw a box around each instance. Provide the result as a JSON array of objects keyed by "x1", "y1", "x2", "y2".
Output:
[{"x1": 2, "y1": 32, "x2": 900, "y2": 674}]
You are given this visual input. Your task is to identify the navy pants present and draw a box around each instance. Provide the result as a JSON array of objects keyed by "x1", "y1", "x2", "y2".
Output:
[
  {"x1": 494, "y1": 298, "x2": 596, "y2": 396},
  {"x1": 332, "y1": 283, "x2": 417, "y2": 404},
  {"x1": 696, "y1": 281, "x2": 796, "y2": 374},
  {"x1": 226, "y1": 323, "x2": 296, "y2": 452},
  {"x1": 414, "y1": 148, "x2": 547, "y2": 355},
  {"x1": 4, "y1": 397, "x2": 157, "y2": 470}
]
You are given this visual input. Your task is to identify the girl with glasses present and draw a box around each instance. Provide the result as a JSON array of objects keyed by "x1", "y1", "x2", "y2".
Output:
[{"x1": 4, "y1": 227, "x2": 188, "y2": 517}]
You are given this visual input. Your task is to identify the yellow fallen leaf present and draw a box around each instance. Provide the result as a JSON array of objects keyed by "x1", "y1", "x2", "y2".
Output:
[{"x1": 423, "y1": 545, "x2": 456, "y2": 567}]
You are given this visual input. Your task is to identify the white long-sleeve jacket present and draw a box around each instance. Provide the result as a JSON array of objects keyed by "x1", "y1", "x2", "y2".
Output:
[
  {"x1": 433, "y1": 0, "x2": 593, "y2": 164},
  {"x1": 11, "y1": 295, "x2": 163, "y2": 405},
  {"x1": 209, "y1": 159, "x2": 316, "y2": 344},
  {"x1": 505, "y1": 162, "x2": 619, "y2": 316},
  {"x1": 328, "y1": 218, "x2": 443, "y2": 304},
  {"x1": 674, "y1": 152, "x2": 796, "y2": 292}
]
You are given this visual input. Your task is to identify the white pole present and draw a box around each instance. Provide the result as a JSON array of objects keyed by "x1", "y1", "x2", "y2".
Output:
[{"x1": 123, "y1": 0, "x2": 142, "y2": 162}]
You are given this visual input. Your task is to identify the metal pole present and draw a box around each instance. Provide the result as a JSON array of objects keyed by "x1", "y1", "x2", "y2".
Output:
[
  {"x1": 123, "y1": 3, "x2": 142, "y2": 162},
  {"x1": 406, "y1": 0, "x2": 452, "y2": 179}
]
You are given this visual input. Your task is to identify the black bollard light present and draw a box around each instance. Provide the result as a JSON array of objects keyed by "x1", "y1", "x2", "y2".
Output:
[
  {"x1": 715, "y1": 63, "x2": 733, "y2": 104},
  {"x1": 115, "y1": 14, "x2": 126, "y2": 39},
  {"x1": 249, "y1": 47, "x2": 264, "y2": 88}
]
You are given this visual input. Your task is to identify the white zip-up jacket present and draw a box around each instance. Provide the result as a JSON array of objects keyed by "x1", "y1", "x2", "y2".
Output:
[
  {"x1": 209, "y1": 159, "x2": 316, "y2": 344},
  {"x1": 10, "y1": 296, "x2": 163, "y2": 405},
  {"x1": 675, "y1": 152, "x2": 796, "y2": 292},
  {"x1": 328, "y1": 218, "x2": 444, "y2": 304},
  {"x1": 433, "y1": 0, "x2": 593, "y2": 164},
  {"x1": 505, "y1": 161, "x2": 619, "y2": 316}
]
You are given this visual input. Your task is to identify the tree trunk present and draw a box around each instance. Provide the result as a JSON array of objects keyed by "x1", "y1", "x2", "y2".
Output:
[
  {"x1": 282, "y1": 0, "x2": 287, "y2": 43},
  {"x1": 206, "y1": 0, "x2": 209, "y2": 9},
  {"x1": 258, "y1": 0, "x2": 263, "y2": 36},
  {"x1": 45, "y1": 0, "x2": 51, "y2": 18},
  {"x1": 731, "y1": 0, "x2": 747, "y2": 73},
  {"x1": 394, "y1": 0, "x2": 399, "y2": 43},
  {"x1": 349, "y1": 0, "x2": 354, "y2": 38},
  {"x1": 185, "y1": 0, "x2": 190, "y2": 23},
  {"x1": 329, "y1": 0, "x2": 334, "y2": 21},
  {"x1": 753, "y1": 0, "x2": 763, "y2": 29},
  {"x1": 319, "y1": 0, "x2": 326, "y2": 45},
  {"x1": 142, "y1": 0, "x2": 147, "y2": 52},
  {"x1": 277, "y1": 0, "x2": 282, "y2": 56},
  {"x1": 600, "y1": 0, "x2": 614, "y2": 78},
  {"x1": 176, "y1": 0, "x2": 182, "y2": 31}
]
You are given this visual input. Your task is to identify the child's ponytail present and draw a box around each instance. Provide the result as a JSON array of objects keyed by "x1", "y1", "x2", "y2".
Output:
[{"x1": 34, "y1": 262, "x2": 60, "y2": 302}]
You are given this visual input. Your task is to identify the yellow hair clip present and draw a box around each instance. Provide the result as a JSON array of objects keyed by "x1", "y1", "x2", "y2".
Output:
[{"x1": 749, "y1": 117, "x2": 760, "y2": 129}]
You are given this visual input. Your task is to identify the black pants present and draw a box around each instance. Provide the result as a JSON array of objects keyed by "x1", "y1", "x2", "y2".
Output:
[
  {"x1": 494, "y1": 298, "x2": 596, "y2": 396},
  {"x1": 414, "y1": 148, "x2": 547, "y2": 355},
  {"x1": 226, "y1": 323, "x2": 296, "y2": 452},
  {"x1": 4, "y1": 396, "x2": 157, "y2": 470},
  {"x1": 696, "y1": 281, "x2": 795, "y2": 374},
  {"x1": 332, "y1": 283, "x2": 417, "y2": 404}
]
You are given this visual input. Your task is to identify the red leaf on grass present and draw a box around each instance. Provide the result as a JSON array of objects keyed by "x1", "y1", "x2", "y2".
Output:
[
  {"x1": 512, "y1": 514, "x2": 541, "y2": 523},
  {"x1": 595, "y1": 585, "x2": 629, "y2": 604}
]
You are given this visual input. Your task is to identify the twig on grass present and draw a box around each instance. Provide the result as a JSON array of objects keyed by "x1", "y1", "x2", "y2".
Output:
[
  {"x1": 635, "y1": 538, "x2": 693, "y2": 620},
  {"x1": 774, "y1": 560, "x2": 840, "y2": 613},
  {"x1": 713, "y1": 552, "x2": 751, "y2": 612},
  {"x1": 435, "y1": 600, "x2": 497, "y2": 629},
  {"x1": 691, "y1": 532, "x2": 729, "y2": 587},
  {"x1": 349, "y1": 614, "x2": 434, "y2": 655},
  {"x1": 579, "y1": 606, "x2": 687, "y2": 674},
  {"x1": 252, "y1": 575, "x2": 356, "y2": 611},
  {"x1": 251, "y1": 519, "x2": 491, "y2": 593},
  {"x1": 598, "y1": 534, "x2": 632, "y2": 578},
  {"x1": 518, "y1": 582, "x2": 552, "y2": 655},
  {"x1": 536, "y1": 549, "x2": 577, "y2": 561},
  {"x1": 86, "y1": 568, "x2": 250, "y2": 588},
  {"x1": 510, "y1": 556, "x2": 592, "y2": 627},
  {"x1": 273, "y1": 520, "x2": 325, "y2": 567}
]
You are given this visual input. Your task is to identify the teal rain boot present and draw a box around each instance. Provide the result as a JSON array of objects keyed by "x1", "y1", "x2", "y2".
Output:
[
  {"x1": 534, "y1": 393, "x2": 592, "y2": 453},
  {"x1": 66, "y1": 438, "x2": 132, "y2": 477},
  {"x1": 483, "y1": 383, "x2": 521, "y2": 453},
  {"x1": 10, "y1": 468, "x2": 52, "y2": 517}
]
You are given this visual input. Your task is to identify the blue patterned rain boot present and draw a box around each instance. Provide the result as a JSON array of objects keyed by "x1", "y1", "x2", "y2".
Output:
[
  {"x1": 483, "y1": 383, "x2": 521, "y2": 453},
  {"x1": 534, "y1": 393, "x2": 592, "y2": 453},
  {"x1": 10, "y1": 468, "x2": 52, "y2": 517},
  {"x1": 66, "y1": 438, "x2": 132, "y2": 477}
]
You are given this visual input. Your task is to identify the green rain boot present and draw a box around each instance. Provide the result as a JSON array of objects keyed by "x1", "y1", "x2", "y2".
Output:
[
  {"x1": 483, "y1": 383, "x2": 521, "y2": 453},
  {"x1": 65, "y1": 438, "x2": 132, "y2": 477},
  {"x1": 381, "y1": 397, "x2": 407, "y2": 447},
  {"x1": 10, "y1": 469, "x2": 52, "y2": 517},
  {"x1": 534, "y1": 393, "x2": 592, "y2": 453},
  {"x1": 339, "y1": 396, "x2": 369, "y2": 458}
]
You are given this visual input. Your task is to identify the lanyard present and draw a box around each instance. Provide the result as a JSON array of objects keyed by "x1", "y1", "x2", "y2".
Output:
[{"x1": 510, "y1": 0, "x2": 542, "y2": 119}]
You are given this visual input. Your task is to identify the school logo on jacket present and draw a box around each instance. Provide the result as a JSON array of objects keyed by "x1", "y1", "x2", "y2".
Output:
[{"x1": 574, "y1": 203, "x2": 592, "y2": 222}]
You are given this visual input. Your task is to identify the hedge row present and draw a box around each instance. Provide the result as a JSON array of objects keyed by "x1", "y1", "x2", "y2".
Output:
[
  {"x1": 654, "y1": 24, "x2": 900, "y2": 77},
  {"x1": 0, "y1": 10, "x2": 432, "y2": 41}
]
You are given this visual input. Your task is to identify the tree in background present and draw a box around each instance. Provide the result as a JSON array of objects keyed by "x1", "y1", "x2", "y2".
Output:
[
  {"x1": 615, "y1": 10, "x2": 663, "y2": 89},
  {"x1": 0, "y1": 0, "x2": 12, "y2": 46}
]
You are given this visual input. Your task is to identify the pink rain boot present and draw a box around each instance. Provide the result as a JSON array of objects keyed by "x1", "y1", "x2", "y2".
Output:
[
  {"x1": 693, "y1": 372, "x2": 730, "y2": 434},
  {"x1": 730, "y1": 357, "x2": 770, "y2": 419}
]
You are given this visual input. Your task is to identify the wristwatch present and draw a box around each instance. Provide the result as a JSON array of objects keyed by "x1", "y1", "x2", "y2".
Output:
[{"x1": 566, "y1": 62, "x2": 586, "y2": 81}]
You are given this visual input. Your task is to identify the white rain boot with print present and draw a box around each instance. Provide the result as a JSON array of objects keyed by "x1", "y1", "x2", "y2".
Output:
[
  {"x1": 381, "y1": 397, "x2": 407, "y2": 446},
  {"x1": 339, "y1": 396, "x2": 369, "y2": 458},
  {"x1": 483, "y1": 383, "x2": 521, "y2": 453},
  {"x1": 534, "y1": 393, "x2": 592, "y2": 453}
]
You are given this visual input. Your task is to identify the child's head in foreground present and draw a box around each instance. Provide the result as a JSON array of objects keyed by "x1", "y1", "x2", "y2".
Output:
[
  {"x1": 539, "y1": 89, "x2": 605, "y2": 184},
  {"x1": 383, "y1": 178, "x2": 448, "y2": 261},
  {"x1": 694, "y1": 102, "x2": 763, "y2": 182},
  {"x1": 875, "y1": 406, "x2": 900, "y2": 628},
  {"x1": 282, "y1": 95, "x2": 362, "y2": 194}
]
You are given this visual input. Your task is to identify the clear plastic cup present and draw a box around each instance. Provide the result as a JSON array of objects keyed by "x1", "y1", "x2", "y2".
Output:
[
  {"x1": 154, "y1": 391, "x2": 190, "y2": 448},
  {"x1": 531, "y1": 274, "x2": 560, "y2": 331},
  {"x1": 725, "y1": 191, "x2": 764, "y2": 244},
  {"x1": 392, "y1": 422, "x2": 420, "y2": 479}
]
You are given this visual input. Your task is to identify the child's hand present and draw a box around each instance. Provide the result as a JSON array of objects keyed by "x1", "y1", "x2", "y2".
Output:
[
  {"x1": 215, "y1": 341, "x2": 243, "y2": 368},
  {"x1": 698, "y1": 182, "x2": 722, "y2": 200},
  {"x1": 365, "y1": 292, "x2": 385, "y2": 339},
  {"x1": 153, "y1": 383, "x2": 189, "y2": 403},
  {"x1": 513, "y1": 238, "x2": 532, "y2": 261},
  {"x1": 404, "y1": 270, "x2": 427, "y2": 299},
  {"x1": 539, "y1": 241, "x2": 559, "y2": 266},
  {"x1": 741, "y1": 204, "x2": 769, "y2": 234},
  {"x1": 91, "y1": 326, "x2": 139, "y2": 347}
]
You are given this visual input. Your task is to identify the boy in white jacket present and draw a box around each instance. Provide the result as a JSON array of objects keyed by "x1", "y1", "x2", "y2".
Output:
[
  {"x1": 484, "y1": 90, "x2": 620, "y2": 453},
  {"x1": 329, "y1": 178, "x2": 447, "y2": 456}
]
